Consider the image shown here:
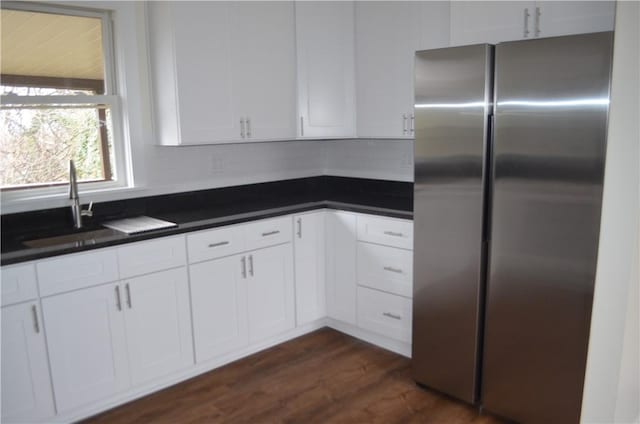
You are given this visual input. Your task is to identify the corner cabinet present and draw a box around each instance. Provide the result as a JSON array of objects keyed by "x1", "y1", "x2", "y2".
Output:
[
  {"x1": 295, "y1": 1, "x2": 356, "y2": 138},
  {"x1": 450, "y1": 1, "x2": 614, "y2": 46},
  {"x1": 147, "y1": 2, "x2": 296, "y2": 145}
]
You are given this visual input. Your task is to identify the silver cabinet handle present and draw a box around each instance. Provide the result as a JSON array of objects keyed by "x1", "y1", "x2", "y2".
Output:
[
  {"x1": 125, "y1": 283, "x2": 132, "y2": 309},
  {"x1": 402, "y1": 114, "x2": 408, "y2": 134},
  {"x1": 296, "y1": 218, "x2": 302, "y2": 238},
  {"x1": 208, "y1": 241, "x2": 229, "y2": 248},
  {"x1": 534, "y1": 7, "x2": 541, "y2": 37},
  {"x1": 383, "y1": 312, "x2": 402, "y2": 320},
  {"x1": 31, "y1": 304, "x2": 40, "y2": 333},
  {"x1": 300, "y1": 116, "x2": 304, "y2": 137},
  {"x1": 241, "y1": 256, "x2": 247, "y2": 279},
  {"x1": 262, "y1": 230, "x2": 280, "y2": 237},
  {"x1": 523, "y1": 8, "x2": 530, "y2": 38},
  {"x1": 383, "y1": 266, "x2": 403, "y2": 274},
  {"x1": 115, "y1": 285, "x2": 122, "y2": 311},
  {"x1": 248, "y1": 255, "x2": 254, "y2": 277},
  {"x1": 246, "y1": 117, "x2": 251, "y2": 137},
  {"x1": 410, "y1": 114, "x2": 415, "y2": 134},
  {"x1": 240, "y1": 118, "x2": 245, "y2": 138},
  {"x1": 384, "y1": 230, "x2": 404, "y2": 237}
]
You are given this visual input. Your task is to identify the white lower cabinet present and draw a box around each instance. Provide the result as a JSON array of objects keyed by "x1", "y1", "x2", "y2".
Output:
[
  {"x1": 293, "y1": 212, "x2": 326, "y2": 325},
  {"x1": 123, "y1": 268, "x2": 193, "y2": 386},
  {"x1": 43, "y1": 267, "x2": 193, "y2": 414},
  {"x1": 43, "y1": 283, "x2": 130, "y2": 414},
  {"x1": 1, "y1": 209, "x2": 415, "y2": 422},
  {"x1": 357, "y1": 286, "x2": 412, "y2": 343},
  {"x1": 1, "y1": 302, "x2": 55, "y2": 423},
  {"x1": 325, "y1": 211, "x2": 358, "y2": 325},
  {"x1": 190, "y1": 255, "x2": 249, "y2": 362},
  {"x1": 247, "y1": 244, "x2": 295, "y2": 342}
]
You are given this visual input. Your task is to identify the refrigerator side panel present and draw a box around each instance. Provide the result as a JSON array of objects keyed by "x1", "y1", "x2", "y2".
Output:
[
  {"x1": 483, "y1": 32, "x2": 614, "y2": 424},
  {"x1": 412, "y1": 44, "x2": 493, "y2": 404}
]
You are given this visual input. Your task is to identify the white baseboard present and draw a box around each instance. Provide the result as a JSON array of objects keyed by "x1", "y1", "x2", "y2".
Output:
[{"x1": 326, "y1": 318, "x2": 412, "y2": 358}]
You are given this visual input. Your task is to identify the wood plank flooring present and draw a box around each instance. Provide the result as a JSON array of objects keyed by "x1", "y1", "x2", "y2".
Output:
[{"x1": 84, "y1": 328, "x2": 508, "y2": 424}]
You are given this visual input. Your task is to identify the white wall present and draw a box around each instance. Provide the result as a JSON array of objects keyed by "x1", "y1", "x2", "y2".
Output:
[
  {"x1": 581, "y1": 2, "x2": 640, "y2": 423},
  {"x1": 323, "y1": 139, "x2": 414, "y2": 182}
]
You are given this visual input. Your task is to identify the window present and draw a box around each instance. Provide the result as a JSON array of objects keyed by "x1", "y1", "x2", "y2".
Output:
[{"x1": 0, "y1": 3, "x2": 125, "y2": 193}]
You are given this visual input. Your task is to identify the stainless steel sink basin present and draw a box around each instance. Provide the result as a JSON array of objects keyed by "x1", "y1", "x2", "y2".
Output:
[{"x1": 23, "y1": 228, "x2": 123, "y2": 248}]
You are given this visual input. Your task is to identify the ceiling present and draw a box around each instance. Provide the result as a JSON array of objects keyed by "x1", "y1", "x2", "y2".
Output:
[{"x1": 1, "y1": 8, "x2": 105, "y2": 81}]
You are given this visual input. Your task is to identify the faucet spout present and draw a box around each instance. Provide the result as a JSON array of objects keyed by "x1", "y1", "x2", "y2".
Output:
[{"x1": 69, "y1": 160, "x2": 93, "y2": 229}]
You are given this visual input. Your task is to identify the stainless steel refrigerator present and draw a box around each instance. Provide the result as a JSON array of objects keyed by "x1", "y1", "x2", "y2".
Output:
[{"x1": 412, "y1": 31, "x2": 613, "y2": 424}]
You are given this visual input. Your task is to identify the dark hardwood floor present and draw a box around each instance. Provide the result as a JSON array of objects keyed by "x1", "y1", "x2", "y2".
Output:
[{"x1": 84, "y1": 328, "x2": 508, "y2": 423}]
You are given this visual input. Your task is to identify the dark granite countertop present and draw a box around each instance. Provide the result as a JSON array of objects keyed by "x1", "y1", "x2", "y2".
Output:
[{"x1": 1, "y1": 177, "x2": 413, "y2": 265}]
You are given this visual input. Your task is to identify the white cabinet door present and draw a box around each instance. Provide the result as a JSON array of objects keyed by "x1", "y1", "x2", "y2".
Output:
[
  {"x1": 42, "y1": 283, "x2": 129, "y2": 414},
  {"x1": 1, "y1": 302, "x2": 55, "y2": 423},
  {"x1": 450, "y1": 1, "x2": 535, "y2": 46},
  {"x1": 355, "y1": 1, "x2": 422, "y2": 138},
  {"x1": 295, "y1": 1, "x2": 356, "y2": 138},
  {"x1": 231, "y1": 1, "x2": 296, "y2": 141},
  {"x1": 416, "y1": 1, "x2": 451, "y2": 50},
  {"x1": 190, "y1": 255, "x2": 249, "y2": 362},
  {"x1": 247, "y1": 244, "x2": 295, "y2": 342},
  {"x1": 325, "y1": 211, "x2": 357, "y2": 324},
  {"x1": 536, "y1": 1, "x2": 615, "y2": 38},
  {"x1": 147, "y1": 2, "x2": 240, "y2": 145},
  {"x1": 293, "y1": 212, "x2": 326, "y2": 325},
  {"x1": 123, "y1": 268, "x2": 194, "y2": 386}
]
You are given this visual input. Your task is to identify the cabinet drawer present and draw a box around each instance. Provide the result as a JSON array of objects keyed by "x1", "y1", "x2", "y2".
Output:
[
  {"x1": 357, "y1": 215, "x2": 413, "y2": 250},
  {"x1": 357, "y1": 242, "x2": 413, "y2": 298},
  {"x1": 37, "y1": 250, "x2": 119, "y2": 297},
  {"x1": 243, "y1": 217, "x2": 292, "y2": 251},
  {"x1": 357, "y1": 286, "x2": 412, "y2": 343},
  {"x1": 187, "y1": 226, "x2": 245, "y2": 263},
  {"x1": 1, "y1": 263, "x2": 38, "y2": 306},
  {"x1": 118, "y1": 236, "x2": 186, "y2": 278}
]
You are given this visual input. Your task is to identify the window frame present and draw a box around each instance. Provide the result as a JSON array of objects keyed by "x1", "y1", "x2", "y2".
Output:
[{"x1": 0, "y1": 1, "x2": 129, "y2": 199}]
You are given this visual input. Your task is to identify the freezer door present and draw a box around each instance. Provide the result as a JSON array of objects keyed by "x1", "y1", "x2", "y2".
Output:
[
  {"x1": 484, "y1": 32, "x2": 613, "y2": 424},
  {"x1": 412, "y1": 44, "x2": 493, "y2": 404}
]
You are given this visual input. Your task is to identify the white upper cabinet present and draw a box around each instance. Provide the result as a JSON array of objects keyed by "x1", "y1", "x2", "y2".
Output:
[
  {"x1": 535, "y1": 1, "x2": 615, "y2": 38},
  {"x1": 450, "y1": 1, "x2": 614, "y2": 46},
  {"x1": 231, "y1": 2, "x2": 297, "y2": 141},
  {"x1": 147, "y1": 1, "x2": 296, "y2": 145},
  {"x1": 295, "y1": 1, "x2": 356, "y2": 138},
  {"x1": 450, "y1": 1, "x2": 535, "y2": 46},
  {"x1": 355, "y1": 1, "x2": 450, "y2": 139}
]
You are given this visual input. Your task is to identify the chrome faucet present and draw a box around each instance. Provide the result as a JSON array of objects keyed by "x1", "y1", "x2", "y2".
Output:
[{"x1": 69, "y1": 160, "x2": 93, "y2": 229}]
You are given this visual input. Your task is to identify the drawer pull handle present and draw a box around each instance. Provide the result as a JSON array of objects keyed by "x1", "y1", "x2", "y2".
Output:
[
  {"x1": 383, "y1": 266, "x2": 403, "y2": 274},
  {"x1": 383, "y1": 312, "x2": 402, "y2": 320},
  {"x1": 383, "y1": 231, "x2": 403, "y2": 237},
  {"x1": 125, "y1": 283, "x2": 132, "y2": 309},
  {"x1": 262, "y1": 230, "x2": 280, "y2": 237},
  {"x1": 208, "y1": 241, "x2": 230, "y2": 248},
  {"x1": 115, "y1": 286, "x2": 122, "y2": 311},
  {"x1": 241, "y1": 256, "x2": 247, "y2": 279},
  {"x1": 31, "y1": 305, "x2": 40, "y2": 334}
]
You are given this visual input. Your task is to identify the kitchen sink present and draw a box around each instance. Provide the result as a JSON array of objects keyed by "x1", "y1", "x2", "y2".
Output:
[{"x1": 23, "y1": 227, "x2": 123, "y2": 249}]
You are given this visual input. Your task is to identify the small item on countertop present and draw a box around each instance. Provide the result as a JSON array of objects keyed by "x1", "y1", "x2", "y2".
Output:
[{"x1": 102, "y1": 216, "x2": 177, "y2": 234}]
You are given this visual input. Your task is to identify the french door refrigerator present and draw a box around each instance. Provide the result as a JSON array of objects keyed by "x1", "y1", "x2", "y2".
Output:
[{"x1": 412, "y1": 31, "x2": 613, "y2": 424}]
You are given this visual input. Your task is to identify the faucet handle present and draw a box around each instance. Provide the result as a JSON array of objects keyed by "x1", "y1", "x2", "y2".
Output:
[{"x1": 82, "y1": 201, "x2": 93, "y2": 217}]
